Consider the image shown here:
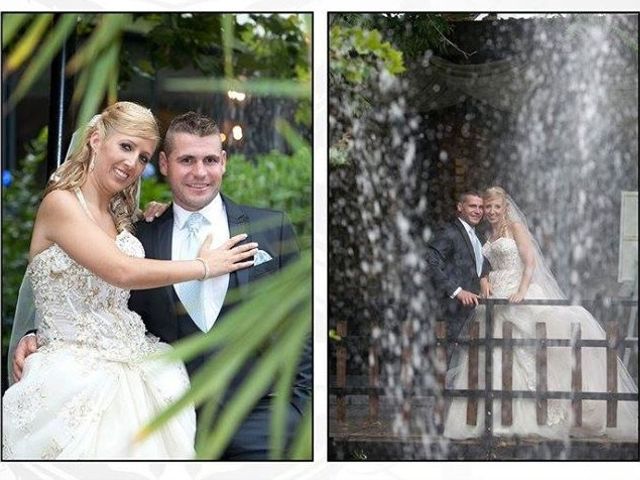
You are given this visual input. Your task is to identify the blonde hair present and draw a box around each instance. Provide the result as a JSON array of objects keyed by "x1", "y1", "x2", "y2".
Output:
[
  {"x1": 44, "y1": 101, "x2": 160, "y2": 232},
  {"x1": 483, "y1": 186, "x2": 512, "y2": 238}
]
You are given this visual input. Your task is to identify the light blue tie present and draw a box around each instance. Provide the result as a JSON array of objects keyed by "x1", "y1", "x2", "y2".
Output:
[
  {"x1": 175, "y1": 212, "x2": 207, "y2": 331},
  {"x1": 469, "y1": 228, "x2": 483, "y2": 277}
]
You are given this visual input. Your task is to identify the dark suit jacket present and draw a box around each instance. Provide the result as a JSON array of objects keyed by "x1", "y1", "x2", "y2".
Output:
[
  {"x1": 426, "y1": 218, "x2": 490, "y2": 341},
  {"x1": 128, "y1": 194, "x2": 311, "y2": 421}
]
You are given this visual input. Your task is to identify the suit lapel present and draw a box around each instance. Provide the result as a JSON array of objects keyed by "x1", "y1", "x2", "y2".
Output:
[
  {"x1": 154, "y1": 206, "x2": 178, "y2": 311},
  {"x1": 223, "y1": 194, "x2": 251, "y2": 290},
  {"x1": 454, "y1": 219, "x2": 476, "y2": 266}
]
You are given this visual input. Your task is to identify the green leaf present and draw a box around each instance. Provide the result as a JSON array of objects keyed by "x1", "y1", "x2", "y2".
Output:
[
  {"x1": 269, "y1": 310, "x2": 307, "y2": 458},
  {"x1": 198, "y1": 333, "x2": 283, "y2": 458},
  {"x1": 138, "y1": 253, "x2": 310, "y2": 459},
  {"x1": 288, "y1": 401, "x2": 312, "y2": 459},
  {"x1": 71, "y1": 64, "x2": 90, "y2": 106},
  {"x1": 139, "y1": 259, "x2": 309, "y2": 439},
  {"x1": 363, "y1": 29, "x2": 383, "y2": 52},
  {"x1": 163, "y1": 77, "x2": 310, "y2": 99},
  {"x1": 5, "y1": 14, "x2": 52, "y2": 73},
  {"x1": 221, "y1": 13, "x2": 234, "y2": 79},
  {"x1": 275, "y1": 119, "x2": 309, "y2": 153},
  {"x1": 75, "y1": 39, "x2": 120, "y2": 128},
  {"x1": 7, "y1": 14, "x2": 78, "y2": 109},
  {"x1": 66, "y1": 14, "x2": 130, "y2": 75},
  {"x1": 199, "y1": 306, "x2": 309, "y2": 459},
  {"x1": 2, "y1": 13, "x2": 33, "y2": 47},
  {"x1": 107, "y1": 51, "x2": 119, "y2": 105},
  {"x1": 385, "y1": 48, "x2": 405, "y2": 74},
  {"x1": 194, "y1": 394, "x2": 221, "y2": 447}
]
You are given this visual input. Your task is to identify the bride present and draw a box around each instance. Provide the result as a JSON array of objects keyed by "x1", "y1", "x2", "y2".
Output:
[
  {"x1": 444, "y1": 186, "x2": 638, "y2": 441},
  {"x1": 2, "y1": 102, "x2": 258, "y2": 459}
]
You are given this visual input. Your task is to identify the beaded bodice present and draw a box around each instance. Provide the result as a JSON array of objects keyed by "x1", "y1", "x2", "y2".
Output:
[
  {"x1": 27, "y1": 231, "x2": 158, "y2": 362},
  {"x1": 483, "y1": 237, "x2": 524, "y2": 297}
]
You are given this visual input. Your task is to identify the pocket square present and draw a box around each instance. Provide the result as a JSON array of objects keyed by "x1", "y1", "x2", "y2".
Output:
[{"x1": 254, "y1": 249, "x2": 273, "y2": 266}]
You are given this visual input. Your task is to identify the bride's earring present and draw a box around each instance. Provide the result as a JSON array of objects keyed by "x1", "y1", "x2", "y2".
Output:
[{"x1": 89, "y1": 151, "x2": 96, "y2": 172}]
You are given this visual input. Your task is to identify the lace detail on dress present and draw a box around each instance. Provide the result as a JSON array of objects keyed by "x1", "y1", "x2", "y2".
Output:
[
  {"x1": 26, "y1": 231, "x2": 159, "y2": 364},
  {"x1": 483, "y1": 237, "x2": 524, "y2": 297},
  {"x1": 41, "y1": 439, "x2": 63, "y2": 460},
  {"x1": 3, "y1": 180, "x2": 195, "y2": 460},
  {"x1": 60, "y1": 389, "x2": 102, "y2": 430},
  {"x1": 2, "y1": 433, "x2": 14, "y2": 458},
  {"x1": 8, "y1": 374, "x2": 46, "y2": 433}
]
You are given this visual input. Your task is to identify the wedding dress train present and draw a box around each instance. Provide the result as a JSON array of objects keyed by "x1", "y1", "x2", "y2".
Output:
[
  {"x1": 444, "y1": 237, "x2": 638, "y2": 441},
  {"x1": 2, "y1": 231, "x2": 195, "y2": 459}
]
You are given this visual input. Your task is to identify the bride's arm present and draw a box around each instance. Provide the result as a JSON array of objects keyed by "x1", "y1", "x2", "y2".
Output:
[
  {"x1": 480, "y1": 276, "x2": 492, "y2": 298},
  {"x1": 36, "y1": 189, "x2": 256, "y2": 290},
  {"x1": 510, "y1": 222, "x2": 536, "y2": 303}
]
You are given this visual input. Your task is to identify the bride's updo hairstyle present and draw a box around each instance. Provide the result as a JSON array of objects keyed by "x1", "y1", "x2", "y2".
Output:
[{"x1": 44, "y1": 101, "x2": 160, "y2": 232}]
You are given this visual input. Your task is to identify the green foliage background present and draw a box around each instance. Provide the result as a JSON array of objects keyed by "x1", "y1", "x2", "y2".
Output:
[
  {"x1": 1, "y1": 129, "x2": 47, "y2": 361},
  {"x1": 139, "y1": 149, "x2": 311, "y2": 249}
]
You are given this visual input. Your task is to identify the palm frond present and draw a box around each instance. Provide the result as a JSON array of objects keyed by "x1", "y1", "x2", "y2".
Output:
[
  {"x1": 138, "y1": 253, "x2": 311, "y2": 459},
  {"x1": 2, "y1": 13, "x2": 33, "y2": 47},
  {"x1": 6, "y1": 14, "x2": 77, "y2": 109}
]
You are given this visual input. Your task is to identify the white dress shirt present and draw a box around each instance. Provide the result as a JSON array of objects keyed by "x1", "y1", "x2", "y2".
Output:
[{"x1": 172, "y1": 194, "x2": 230, "y2": 331}]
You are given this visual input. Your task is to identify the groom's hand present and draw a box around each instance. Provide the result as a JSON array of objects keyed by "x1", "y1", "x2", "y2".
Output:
[
  {"x1": 455, "y1": 289, "x2": 479, "y2": 306},
  {"x1": 13, "y1": 335, "x2": 37, "y2": 383},
  {"x1": 142, "y1": 201, "x2": 169, "y2": 222}
]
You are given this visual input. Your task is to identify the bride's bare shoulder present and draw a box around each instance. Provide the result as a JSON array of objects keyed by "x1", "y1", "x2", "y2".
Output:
[
  {"x1": 37, "y1": 189, "x2": 79, "y2": 218},
  {"x1": 34, "y1": 189, "x2": 87, "y2": 240},
  {"x1": 30, "y1": 190, "x2": 76, "y2": 259},
  {"x1": 509, "y1": 222, "x2": 534, "y2": 248},
  {"x1": 40, "y1": 188, "x2": 75, "y2": 206},
  {"x1": 509, "y1": 221, "x2": 527, "y2": 233}
]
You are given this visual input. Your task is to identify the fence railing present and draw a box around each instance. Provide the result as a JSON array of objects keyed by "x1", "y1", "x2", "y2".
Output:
[{"x1": 330, "y1": 298, "x2": 638, "y2": 444}]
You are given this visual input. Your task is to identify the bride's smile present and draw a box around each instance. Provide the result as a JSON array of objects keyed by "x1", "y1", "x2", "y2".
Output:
[{"x1": 484, "y1": 198, "x2": 505, "y2": 225}]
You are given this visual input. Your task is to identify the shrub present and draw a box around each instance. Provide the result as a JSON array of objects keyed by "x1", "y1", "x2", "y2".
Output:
[{"x1": 1, "y1": 128, "x2": 47, "y2": 325}]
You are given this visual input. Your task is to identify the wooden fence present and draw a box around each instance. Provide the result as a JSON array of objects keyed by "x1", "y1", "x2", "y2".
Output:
[{"x1": 331, "y1": 298, "x2": 638, "y2": 444}]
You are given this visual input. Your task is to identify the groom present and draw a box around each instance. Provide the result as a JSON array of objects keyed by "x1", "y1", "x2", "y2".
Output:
[
  {"x1": 13, "y1": 112, "x2": 311, "y2": 460},
  {"x1": 426, "y1": 190, "x2": 490, "y2": 361},
  {"x1": 130, "y1": 112, "x2": 311, "y2": 459}
]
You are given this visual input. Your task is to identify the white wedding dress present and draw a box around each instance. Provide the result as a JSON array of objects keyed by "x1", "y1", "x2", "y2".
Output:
[
  {"x1": 2, "y1": 230, "x2": 196, "y2": 459},
  {"x1": 444, "y1": 237, "x2": 638, "y2": 441}
]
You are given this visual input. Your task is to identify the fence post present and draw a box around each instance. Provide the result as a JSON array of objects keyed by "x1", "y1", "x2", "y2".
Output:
[
  {"x1": 483, "y1": 301, "x2": 495, "y2": 444},
  {"x1": 368, "y1": 331, "x2": 380, "y2": 421},
  {"x1": 467, "y1": 321, "x2": 479, "y2": 425},
  {"x1": 501, "y1": 321, "x2": 513, "y2": 426},
  {"x1": 435, "y1": 321, "x2": 447, "y2": 433},
  {"x1": 401, "y1": 320, "x2": 413, "y2": 424},
  {"x1": 536, "y1": 322, "x2": 548, "y2": 425},
  {"x1": 571, "y1": 322, "x2": 582, "y2": 426},
  {"x1": 606, "y1": 320, "x2": 619, "y2": 427},
  {"x1": 336, "y1": 320, "x2": 347, "y2": 423}
]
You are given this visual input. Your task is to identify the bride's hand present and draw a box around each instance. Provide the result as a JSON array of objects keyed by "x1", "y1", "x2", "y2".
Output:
[
  {"x1": 508, "y1": 290, "x2": 525, "y2": 303},
  {"x1": 142, "y1": 201, "x2": 169, "y2": 222},
  {"x1": 197, "y1": 233, "x2": 258, "y2": 277},
  {"x1": 480, "y1": 278, "x2": 492, "y2": 298}
]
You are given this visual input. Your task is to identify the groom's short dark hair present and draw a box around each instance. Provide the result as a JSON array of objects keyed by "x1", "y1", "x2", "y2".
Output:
[
  {"x1": 457, "y1": 190, "x2": 483, "y2": 204},
  {"x1": 163, "y1": 112, "x2": 220, "y2": 155}
]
